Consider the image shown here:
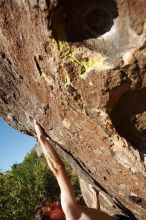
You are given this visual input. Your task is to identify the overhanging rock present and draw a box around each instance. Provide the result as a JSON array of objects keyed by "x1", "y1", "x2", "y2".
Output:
[{"x1": 0, "y1": 0, "x2": 146, "y2": 219}]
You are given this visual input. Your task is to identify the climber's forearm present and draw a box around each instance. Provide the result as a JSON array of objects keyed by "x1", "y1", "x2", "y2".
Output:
[
  {"x1": 93, "y1": 191, "x2": 100, "y2": 210},
  {"x1": 42, "y1": 149, "x2": 58, "y2": 175},
  {"x1": 39, "y1": 136, "x2": 64, "y2": 169}
]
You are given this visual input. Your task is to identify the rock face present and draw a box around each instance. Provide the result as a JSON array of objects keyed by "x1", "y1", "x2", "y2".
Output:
[{"x1": 0, "y1": 0, "x2": 146, "y2": 219}]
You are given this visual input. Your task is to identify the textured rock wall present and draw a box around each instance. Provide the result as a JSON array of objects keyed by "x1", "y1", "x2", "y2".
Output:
[{"x1": 0, "y1": 0, "x2": 146, "y2": 219}]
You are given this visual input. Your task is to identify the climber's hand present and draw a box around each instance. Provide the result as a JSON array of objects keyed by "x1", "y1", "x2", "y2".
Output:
[
  {"x1": 89, "y1": 184, "x2": 99, "y2": 196},
  {"x1": 34, "y1": 119, "x2": 45, "y2": 140}
]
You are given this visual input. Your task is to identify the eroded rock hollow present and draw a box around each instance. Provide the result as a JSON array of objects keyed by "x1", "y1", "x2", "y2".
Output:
[{"x1": 0, "y1": 0, "x2": 146, "y2": 219}]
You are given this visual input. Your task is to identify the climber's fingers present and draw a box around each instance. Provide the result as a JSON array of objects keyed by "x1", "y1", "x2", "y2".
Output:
[
  {"x1": 34, "y1": 119, "x2": 45, "y2": 138},
  {"x1": 88, "y1": 184, "x2": 99, "y2": 196}
]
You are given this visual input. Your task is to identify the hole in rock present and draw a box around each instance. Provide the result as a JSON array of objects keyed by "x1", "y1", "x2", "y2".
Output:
[
  {"x1": 129, "y1": 196, "x2": 142, "y2": 204},
  {"x1": 50, "y1": 0, "x2": 118, "y2": 42},
  {"x1": 110, "y1": 87, "x2": 146, "y2": 158}
]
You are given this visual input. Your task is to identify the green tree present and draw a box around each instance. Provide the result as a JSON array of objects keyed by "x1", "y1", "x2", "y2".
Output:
[{"x1": 0, "y1": 146, "x2": 80, "y2": 220}]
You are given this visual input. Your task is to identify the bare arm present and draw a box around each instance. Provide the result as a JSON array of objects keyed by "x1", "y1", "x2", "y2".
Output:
[
  {"x1": 34, "y1": 120, "x2": 77, "y2": 206},
  {"x1": 91, "y1": 188, "x2": 100, "y2": 210},
  {"x1": 34, "y1": 121, "x2": 112, "y2": 220},
  {"x1": 34, "y1": 120, "x2": 66, "y2": 176},
  {"x1": 39, "y1": 135, "x2": 64, "y2": 175}
]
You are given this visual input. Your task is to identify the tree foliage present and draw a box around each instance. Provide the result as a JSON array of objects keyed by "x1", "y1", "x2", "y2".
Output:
[{"x1": 0, "y1": 146, "x2": 80, "y2": 220}]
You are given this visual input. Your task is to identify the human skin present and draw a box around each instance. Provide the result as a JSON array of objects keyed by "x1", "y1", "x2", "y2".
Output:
[{"x1": 34, "y1": 120, "x2": 113, "y2": 220}]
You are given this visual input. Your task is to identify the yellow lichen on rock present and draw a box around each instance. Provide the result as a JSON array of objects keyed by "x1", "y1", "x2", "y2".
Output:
[
  {"x1": 59, "y1": 68, "x2": 71, "y2": 86},
  {"x1": 79, "y1": 55, "x2": 108, "y2": 79},
  {"x1": 64, "y1": 74, "x2": 71, "y2": 86},
  {"x1": 68, "y1": 48, "x2": 110, "y2": 79},
  {"x1": 40, "y1": 72, "x2": 47, "y2": 79},
  {"x1": 57, "y1": 40, "x2": 68, "y2": 53},
  {"x1": 47, "y1": 38, "x2": 110, "y2": 82}
]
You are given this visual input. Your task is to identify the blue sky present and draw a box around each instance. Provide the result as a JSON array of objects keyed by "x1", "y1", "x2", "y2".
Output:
[{"x1": 0, "y1": 119, "x2": 36, "y2": 172}]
